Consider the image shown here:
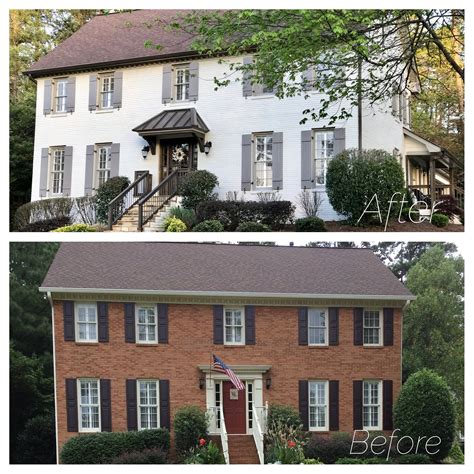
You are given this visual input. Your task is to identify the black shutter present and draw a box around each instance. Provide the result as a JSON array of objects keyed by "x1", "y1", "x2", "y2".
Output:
[
  {"x1": 158, "y1": 303, "x2": 169, "y2": 343},
  {"x1": 329, "y1": 380, "x2": 339, "y2": 431},
  {"x1": 159, "y1": 380, "x2": 170, "y2": 430},
  {"x1": 353, "y1": 308, "x2": 363, "y2": 345},
  {"x1": 124, "y1": 303, "x2": 135, "y2": 343},
  {"x1": 383, "y1": 308, "x2": 394, "y2": 346},
  {"x1": 298, "y1": 307, "x2": 308, "y2": 345},
  {"x1": 299, "y1": 380, "x2": 309, "y2": 430},
  {"x1": 100, "y1": 379, "x2": 112, "y2": 432},
  {"x1": 353, "y1": 380, "x2": 363, "y2": 430},
  {"x1": 97, "y1": 302, "x2": 109, "y2": 343},
  {"x1": 245, "y1": 305, "x2": 256, "y2": 345},
  {"x1": 63, "y1": 301, "x2": 75, "y2": 341},
  {"x1": 213, "y1": 305, "x2": 224, "y2": 344},
  {"x1": 383, "y1": 380, "x2": 393, "y2": 430},
  {"x1": 328, "y1": 307, "x2": 339, "y2": 345},
  {"x1": 65, "y1": 378, "x2": 78, "y2": 432},
  {"x1": 126, "y1": 379, "x2": 137, "y2": 431}
]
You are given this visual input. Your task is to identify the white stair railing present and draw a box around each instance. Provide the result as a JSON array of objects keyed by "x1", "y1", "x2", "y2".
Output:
[
  {"x1": 219, "y1": 406, "x2": 230, "y2": 464},
  {"x1": 252, "y1": 402, "x2": 266, "y2": 464}
]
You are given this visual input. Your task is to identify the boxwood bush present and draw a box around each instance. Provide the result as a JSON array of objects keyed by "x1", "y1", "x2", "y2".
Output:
[
  {"x1": 96, "y1": 176, "x2": 130, "y2": 224},
  {"x1": 431, "y1": 213, "x2": 449, "y2": 227},
  {"x1": 326, "y1": 148, "x2": 405, "y2": 225},
  {"x1": 192, "y1": 219, "x2": 225, "y2": 232},
  {"x1": 173, "y1": 406, "x2": 208, "y2": 457},
  {"x1": 236, "y1": 221, "x2": 271, "y2": 232},
  {"x1": 178, "y1": 170, "x2": 219, "y2": 210},
  {"x1": 295, "y1": 216, "x2": 327, "y2": 232},
  {"x1": 60, "y1": 428, "x2": 170, "y2": 464}
]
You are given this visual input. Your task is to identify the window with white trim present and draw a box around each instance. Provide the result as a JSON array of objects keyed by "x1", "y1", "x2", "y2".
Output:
[
  {"x1": 136, "y1": 305, "x2": 157, "y2": 343},
  {"x1": 309, "y1": 380, "x2": 328, "y2": 431},
  {"x1": 174, "y1": 64, "x2": 190, "y2": 101},
  {"x1": 50, "y1": 147, "x2": 65, "y2": 195},
  {"x1": 363, "y1": 310, "x2": 382, "y2": 345},
  {"x1": 138, "y1": 380, "x2": 159, "y2": 430},
  {"x1": 54, "y1": 78, "x2": 68, "y2": 113},
  {"x1": 99, "y1": 74, "x2": 114, "y2": 109},
  {"x1": 95, "y1": 144, "x2": 111, "y2": 188},
  {"x1": 308, "y1": 308, "x2": 327, "y2": 345},
  {"x1": 78, "y1": 379, "x2": 100, "y2": 432},
  {"x1": 75, "y1": 303, "x2": 98, "y2": 342},
  {"x1": 254, "y1": 133, "x2": 273, "y2": 188},
  {"x1": 314, "y1": 130, "x2": 334, "y2": 185},
  {"x1": 224, "y1": 307, "x2": 245, "y2": 345},
  {"x1": 363, "y1": 380, "x2": 382, "y2": 430}
]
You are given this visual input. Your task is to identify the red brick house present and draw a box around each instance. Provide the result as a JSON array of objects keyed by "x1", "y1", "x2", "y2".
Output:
[{"x1": 40, "y1": 242, "x2": 414, "y2": 463}]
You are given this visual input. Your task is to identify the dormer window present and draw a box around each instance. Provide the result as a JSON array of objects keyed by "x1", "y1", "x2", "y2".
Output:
[
  {"x1": 174, "y1": 65, "x2": 190, "y2": 101},
  {"x1": 100, "y1": 74, "x2": 115, "y2": 109}
]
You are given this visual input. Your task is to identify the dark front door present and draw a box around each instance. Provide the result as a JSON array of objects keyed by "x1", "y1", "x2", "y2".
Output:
[
  {"x1": 223, "y1": 381, "x2": 246, "y2": 434},
  {"x1": 160, "y1": 139, "x2": 197, "y2": 181}
]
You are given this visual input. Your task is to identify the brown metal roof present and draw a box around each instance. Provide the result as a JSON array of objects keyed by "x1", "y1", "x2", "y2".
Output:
[
  {"x1": 25, "y1": 10, "x2": 199, "y2": 77},
  {"x1": 40, "y1": 243, "x2": 413, "y2": 299},
  {"x1": 133, "y1": 108, "x2": 209, "y2": 134}
]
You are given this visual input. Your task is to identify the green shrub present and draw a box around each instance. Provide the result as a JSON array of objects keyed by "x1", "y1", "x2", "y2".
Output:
[
  {"x1": 178, "y1": 170, "x2": 219, "y2": 210},
  {"x1": 184, "y1": 440, "x2": 225, "y2": 464},
  {"x1": 393, "y1": 369, "x2": 456, "y2": 461},
  {"x1": 304, "y1": 433, "x2": 353, "y2": 464},
  {"x1": 401, "y1": 207, "x2": 420, "y2": 222},
  {"x1": 14, "y1": 197, "x2": 73, "y2": 230},
  {"x1": 295, "y1": 216, "x2": 327, "y2": 232},
  {"x1": 16, "y1": 413, "x2": 56, "y2": 464},
  {"x1": 301, "y1": 458, "x2": 323, "y2": 464},
  {"x1": 394, "y1": 454, "x2": 433, "y2": 464},
  {"x1": 431, "y1": 213, "x2": 449, "y2": 227},
  {"x1": 173, "y1": 406, "x2": 208, "y2": 457},
  {"x1": 236, "y1": 221, "x2": 271, "y2": 232},
  {"x1": 53, "y1": 223, "x2": 97, "y2": 232},
  {"x1": 60, "y1": 429, "x2": 170, "y2": 464},
  {"x1": 335, "y1": 457, "x2": 365, "y2": 464},
  {"x1": 165, "y1": 216, "x2": 187, "y2": 232},
  {"x1": 326, "y1": 148, "x2": 405, "y2": 225},
  {"x1": 169, "y1": 206, "x2": 197, "y2": 230},
  {"x1": 267, "y1": 405, "x2": 301, "y2": 430},
  {"x1": 96, "y1": 176, "x2": 130, "y2": 223},
  {"x1": 192, "y1": 220, "x2": 225, "y2": 232},
  {"x1": 112, "y1": 447, "x2": 167, "y2": 464},
  {"x1": 447, "y1": 442, "x2": 464, "y2": 464},
  {"x1": 336, "y1": 457, "x2": 391, "y2": 464},
  {"x1": 17, "y1": 216, "x2": 71, "y2": 232}
]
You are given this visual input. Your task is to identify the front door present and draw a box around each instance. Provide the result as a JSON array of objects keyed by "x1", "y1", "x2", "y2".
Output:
[
  {"x1": 223, "y1": 381, "x2": 247, "y2": 434},
  {"x1": 160, "y1": 139, "x2": 197, "y2": 181}
]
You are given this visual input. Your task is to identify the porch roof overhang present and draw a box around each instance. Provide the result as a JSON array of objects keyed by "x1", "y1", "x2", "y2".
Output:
[
  {"x1": 132, "y1": 108, "x2": 210, "y2": 153},
  {"x1": 198, "y1": 364, "x2": 272, "y2": 375}
]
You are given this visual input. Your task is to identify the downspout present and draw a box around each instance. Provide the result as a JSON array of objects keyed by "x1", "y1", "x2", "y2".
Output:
[
  {"x1": 357, "y1": 58, "x2": 363, "y2": 151},
  {"x1": 401, "y1": 299, "x2": 412, "y2": 386}
]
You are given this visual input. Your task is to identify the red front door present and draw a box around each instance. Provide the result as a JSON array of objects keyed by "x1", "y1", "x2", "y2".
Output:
[{"x1": 223, "y1": 381, "x2": 247, "y2": 434}]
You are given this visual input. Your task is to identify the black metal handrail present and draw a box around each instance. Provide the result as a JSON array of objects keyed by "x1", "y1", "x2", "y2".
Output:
[
  {"x1": 137, "y1": 169, "x2": 189, "y2": 231},
  {"x1": 107, "y1": 171, "x2": 151, "y2": 229}
]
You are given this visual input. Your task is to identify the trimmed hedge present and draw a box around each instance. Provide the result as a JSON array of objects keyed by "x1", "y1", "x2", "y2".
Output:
[
  {"x1": 193, "y1": 220, "x2": 225, "y2": 232},
  {"x1": 305, "y1": 433, "x2": 352, "y2": 464},
  {"x1": 112, "y1": 447, "x2": 167, "y2": 464},
  {"x1": 14, "y1": 197, "x2": 73, "y2": 230},
  {"x1": 17, "y1": 216, "x2": 71, "y2": 232},
  {"x1": 196, "y1": 200, "x2": 294, "y2": 231},
  {"x1": 178, "y1": 170, "x2": 219, "y2": 210},
  {"x1": 60, "y1": 429, "x2": 170, "y2": 464},
  {"x1": 431, "y1": 213, "x2": 449, "y2": 227},
  {"x1": 295, "y1": 216, "x2": 327, "y2": 232},
  {"x1": 236, "y1": 221, "x2": 271, "y2": 232}
]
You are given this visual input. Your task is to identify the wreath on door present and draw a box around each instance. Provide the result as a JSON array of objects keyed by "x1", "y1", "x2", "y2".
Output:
[{"x1": 172, "y1": 147, "x2": 187, "y2": 164}]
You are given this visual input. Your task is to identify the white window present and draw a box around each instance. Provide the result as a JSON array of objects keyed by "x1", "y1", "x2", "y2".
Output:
[
  {"x1": 254, "y1": 134, "x2": 273, "y2": 188},
  {"x1": 54, "y1": 79, "x2": 68, "y2": 113},
  {"x1": 309, "y1": 381, "x2": 328, "y2": 431},
  {"x1": 224, "y1": 308, "x2": 245, "y2": 345},
  {"x1": 78, "y1": 379, "x2": 100, "y2": 432},
  {"x1": 100, "y1": 74, "x2": 114, "y2": 109},
  {"x1": 95, "y1": 144, "x2": 111, "y2": 188},
  {"x1": 363, "y1": 380, "x2": 382, "y2": 430},
  {"x1": 314, "y1": 130, "x2": 334, "y2": 185},
  {"x1": 308, "y1": 308, "x2": 327, "y2": 345},
  {"x1": 363, "y1": 310, "x2": 382, "y2": 346},
  {"x1": 50, "y1": 147, "x2": 65, "y2": 195},
  {"x1": 138, "y1": 380, "x2": 159, "y2": 430},
  {"x1": 174, "y1": 65, "x2": 190, "y2": 101},
  {"x1": 75, "y1": 303, "x2": 98, "y2": 342},
  {"x1": 136, "y1": 305, "x2": 157, "y2": 343}
]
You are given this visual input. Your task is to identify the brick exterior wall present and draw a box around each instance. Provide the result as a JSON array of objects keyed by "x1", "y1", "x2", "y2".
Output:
[{"x1": 53, "y1": 300, "x2": 402, "y2": 450}]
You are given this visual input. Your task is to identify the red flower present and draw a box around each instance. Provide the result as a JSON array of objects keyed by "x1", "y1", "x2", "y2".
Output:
[
  {"x1": 288, "y1": 440, "x2": 296, "y2": 448},
  {"x1": 199, "y1": 438, "x2": 206, "y2": 447}
]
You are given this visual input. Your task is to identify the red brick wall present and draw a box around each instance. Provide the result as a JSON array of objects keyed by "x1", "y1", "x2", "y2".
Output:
[{"x1": 53, "y1": 301, "x2": 402, "y2": 449}]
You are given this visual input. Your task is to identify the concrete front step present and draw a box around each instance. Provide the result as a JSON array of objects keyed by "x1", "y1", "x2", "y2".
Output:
[{"x1": 227, "y1": 435, "x2": 260, "y2": 464}]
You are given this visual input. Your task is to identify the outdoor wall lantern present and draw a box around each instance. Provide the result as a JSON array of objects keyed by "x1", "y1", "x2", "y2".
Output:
[
  {"x1": 141, "y1": 145, "x2": 150, "y2": 159},
  {"x1": 266, "y1": 377, "x2": 272, "y2": 390},
  {"x1": 204, "y1": 141, "x2": 213, "y2": 155},
  {"x1": 199, "y1": 377, "x2": 206, "y2": 390}
]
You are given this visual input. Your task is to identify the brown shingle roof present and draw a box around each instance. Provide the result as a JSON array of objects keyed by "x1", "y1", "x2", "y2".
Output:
[
  {"x1": 40, "y1": 243, "x2": 413, "y2": 299},
  {"x1": 25, "y1": 10, "x2": 198, "y2": 77}
]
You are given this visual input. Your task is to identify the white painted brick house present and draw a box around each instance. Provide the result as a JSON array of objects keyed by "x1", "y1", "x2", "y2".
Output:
[{"x1": 26, "y1": 10, "x2": 460, "y2": 229}]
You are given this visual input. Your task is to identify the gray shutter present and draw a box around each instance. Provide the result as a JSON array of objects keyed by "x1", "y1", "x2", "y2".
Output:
[
  {"x1": 189, "y1": 62, "x2": 199, "y2": 101},
  {"x1": 159, "y1": 380, "x2": 170, "y2": 429},
  {"x1": 66, "y1": 379, "x2": 78, "y2": 432},
  {"x1": 333, "y1": 128, "x2": 346, "y2": 157},
  {"x1": 124, "y1": 303, "x2": 135, "y2": 343},
  {"x1": 242, "y1": 56, "x2": 253, "y2": 97},
  {"x1": 245, "y1": 305, "x2": 255, "y2": 345},
  {"x1": 63, "y1": 146, "x2": 73, "y2": 196},
  {"x1": 84, "y1": 145, "x2": 95, "y2": 195},
  {"x1": 43, "y1": 79, "x2": 52, "y2": 115},
  {"x1": 113, "y1": 70, "x2": 123, "y2": 108},
  {"x1": 126, "y1": 379, "x2": 138, "y2": 431},
  {"x1": 66, "y1": 77, "x2": 76, "y2": 113},
  {"x1": 110, "y1": 143, "x2": 120, "y2": 178},
  {"x1": 88, "y1": 75, "x2": 98, "y2": 111},
  {"x1": 39, "y1": 148, "x2": 49, "y2": 197},
  {"x1": 383, "y1": 380, "x2": 393, "y2": 430},
  {"x1": 302, "y1": 67, "x2": 313, "y2": 91},
  {"x1": 298, "y1": 307, "x2": 308, "y2": 345},
  {"x1": 241, "y1": 134, "x2": 252, "y2": 191},
  {"x1": 298, "y1": 380, "x2": 309, "y2": 431},
  {"x1": 353, "y1": 380, "x2": 363, "y2": 430},
  {"x1": 162, "y1": 64, "x2": 172, "y2": 104},
  {"x1": 329, "y1": 380, "x2": 339, "y2": 431},
  {"x1": 97, "y1": 302, "x2": 109, "y2": 343},
  {"x1": 272, "y1": 132, "x2": 283, "y2": 190},
  {"x1": 353, "y1": 307, "x2": 363, "y2": 345},
  {"x1": 100, "y1": 379, "x2": 112, "y2": 432},
  {"x1": 63, "y1": 301, "x2": 75, "y2": 341},
  {"x1": 383, "y1": 308, "x2": 394, "y2": 346},
  {"x1": 301, "y1": 130, "x2": 313, "y2": 189},
  {"x1": 213, "y1": 305, "x2": 224, "y2": 344},
  {"x1": 158, "y1": 303, "x2": 168, "y2": 344},
  {"x1": 328, "y1": 307, "x2": 339, "y2": 345}
]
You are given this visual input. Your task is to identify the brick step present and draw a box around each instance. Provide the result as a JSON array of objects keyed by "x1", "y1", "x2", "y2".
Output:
[{"x1": 227, "y1": 435, "x2": 260, "y2": 464}]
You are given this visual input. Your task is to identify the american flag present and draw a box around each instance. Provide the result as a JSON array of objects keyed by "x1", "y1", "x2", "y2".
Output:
[{"x1": 212, "y1": 354, "x2": 245, "y2": 391}]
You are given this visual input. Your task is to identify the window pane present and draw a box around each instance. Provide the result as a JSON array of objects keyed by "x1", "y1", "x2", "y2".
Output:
[
  {"x1": 234, "y1": 326, "x2": 242, "y2": 342},
  {"x1": 225, "y1": 326, "x2": 233, "y2": 342}
]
